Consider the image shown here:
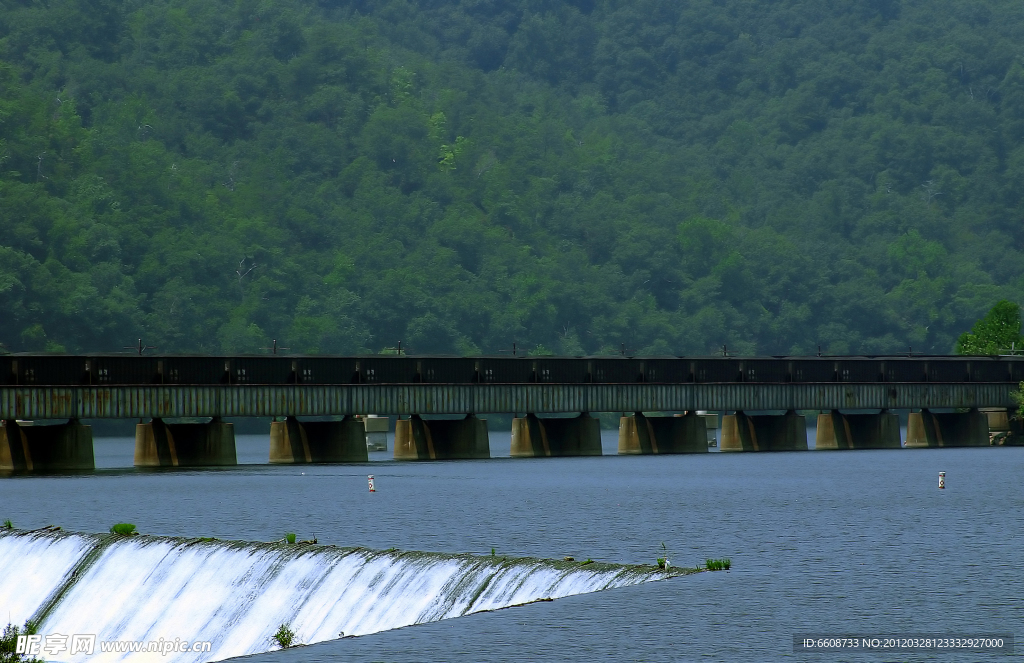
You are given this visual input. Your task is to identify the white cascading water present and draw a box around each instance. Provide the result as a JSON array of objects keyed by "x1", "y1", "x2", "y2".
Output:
[
  {"x1": 0, "y1": 530, "x2": 96, "y2": 623},
  {"x1": 0, "y1": 530, "x2": 674, "y2": 662}
]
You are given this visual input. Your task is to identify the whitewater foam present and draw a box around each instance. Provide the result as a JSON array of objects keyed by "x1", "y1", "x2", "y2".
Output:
[
  {"x1": 0, "y1": 529, "x2": 690, "y2": 662},
  {"x1": 0, "y1": 529, "x2": 95, "y2": 623}
]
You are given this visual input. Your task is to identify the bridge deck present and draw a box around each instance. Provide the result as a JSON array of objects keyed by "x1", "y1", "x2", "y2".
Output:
[{"x1": 0, "y1": 383, "x2": 1013, "y2": 419}]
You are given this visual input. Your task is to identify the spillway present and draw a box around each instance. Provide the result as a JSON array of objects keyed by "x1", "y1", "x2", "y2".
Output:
[{"x1": 0, "y1": 529, "x2": 687, "y2": 662}]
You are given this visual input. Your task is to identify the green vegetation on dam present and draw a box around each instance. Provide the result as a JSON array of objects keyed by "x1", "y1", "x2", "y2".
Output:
[{"x1": 1, "y1": 0, "x2": 1022, "y2": 356}]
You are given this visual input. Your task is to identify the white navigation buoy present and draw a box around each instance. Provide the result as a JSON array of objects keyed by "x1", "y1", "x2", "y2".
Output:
[
  {"x1": 368, "y1": 475, "x2": 376, "y2": 492},
  {"x1": 938, "y1": 471, "x2": 945, "y2": 489}
]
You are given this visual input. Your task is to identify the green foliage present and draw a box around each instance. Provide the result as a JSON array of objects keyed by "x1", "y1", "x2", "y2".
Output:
[
  {"x1": 1012, "y1": 382, "x2": 1024, "y2": 419},
  {"x1": 109, "y1": 523, "x2": 137, "y2": 536},
  {"x1": 1, "y1": 621, "x2": 43, "y2": 663},
  {"x1": 705, "y1": 558, "x2": 731, "y2": 571},
  {"x1": 657, "y1": 542, "x2": 669, "y2": 568},
  {"x1": 272, "y1": 624, "x2": 296, "y2": 649},
  {"x1": 285, "y1": 533, "x2": 296, "y2": 544},
  {"x1": 1, "y1": 0, "x2": 1024, "y2": 356},
  {"x1": 2, "y1": 520, "x2": 11, "y2": 529},
  {"x1": 956, "y1": 301, "x2": 1023, "y2": 355}
]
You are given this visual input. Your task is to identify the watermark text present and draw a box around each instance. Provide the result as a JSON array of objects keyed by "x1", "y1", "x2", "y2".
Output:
[{"x1": 17, "y1": 634, "x2": 212, "y2": 656}]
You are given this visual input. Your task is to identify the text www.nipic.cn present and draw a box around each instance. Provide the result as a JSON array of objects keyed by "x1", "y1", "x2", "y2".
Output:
[{"x1": 17, "y1": 634, "x2": 213, "y2": 656}]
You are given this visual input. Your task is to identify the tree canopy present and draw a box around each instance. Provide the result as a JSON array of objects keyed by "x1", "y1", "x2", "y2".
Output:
[
  {"x1": 1, "y1": 0, "x2": 1022, "y2": 355},
  {"x1": 955, "y1": 300, "x2": 1023, "y2": 354}
]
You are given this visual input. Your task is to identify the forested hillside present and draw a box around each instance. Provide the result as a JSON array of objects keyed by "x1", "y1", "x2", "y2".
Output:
[{"x1": 1, "y1": 0, "x2": 1022, "y2": 356}]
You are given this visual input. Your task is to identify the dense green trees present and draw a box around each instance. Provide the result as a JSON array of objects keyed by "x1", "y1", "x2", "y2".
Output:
[
  {"x1": 956, "y1": 300, "x2": 1023, "y2": 354},
  {"x1": 1, "y1": 0, "x2": 1022, "y2": 355}
]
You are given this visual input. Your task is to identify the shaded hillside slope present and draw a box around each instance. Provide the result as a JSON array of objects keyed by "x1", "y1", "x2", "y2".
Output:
[{"x1": 1, "y1": 0, "x2": 1022, "y2": 355}]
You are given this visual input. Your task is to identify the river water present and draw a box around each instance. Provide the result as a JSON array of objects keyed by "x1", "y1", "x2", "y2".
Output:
[{"x1": 2, "y1": 430, "x2": 1021, "y2": 661}]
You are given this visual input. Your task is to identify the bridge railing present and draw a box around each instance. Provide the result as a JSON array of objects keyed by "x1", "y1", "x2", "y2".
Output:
[{"x1": 3, "y1": 354, "x2": 1023, "y2": 387}]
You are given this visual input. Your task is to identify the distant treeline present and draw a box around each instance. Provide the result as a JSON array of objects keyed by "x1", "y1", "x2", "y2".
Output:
[{"x1": 1, "y1": 0, "x2": 1022, "y2": 355}]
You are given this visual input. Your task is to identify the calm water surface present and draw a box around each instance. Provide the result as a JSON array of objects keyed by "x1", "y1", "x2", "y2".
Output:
[{"x1": 2, "y1": 431, "x2": 1021, "y2": 661}]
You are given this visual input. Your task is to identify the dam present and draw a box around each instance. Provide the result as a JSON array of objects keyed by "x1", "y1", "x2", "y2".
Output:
[{"x1": 0, "y1": 527, "x2": 687, "y2": 662}]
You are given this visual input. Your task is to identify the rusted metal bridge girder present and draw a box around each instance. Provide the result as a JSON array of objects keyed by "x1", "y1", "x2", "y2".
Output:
[{"x1": 0, "y1": 383, "x2": 1014, "y2": 419}]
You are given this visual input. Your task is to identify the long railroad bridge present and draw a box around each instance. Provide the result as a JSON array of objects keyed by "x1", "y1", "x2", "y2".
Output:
[{"x1": 1, "y1": 354, "x2": 1020, "y2": 471}]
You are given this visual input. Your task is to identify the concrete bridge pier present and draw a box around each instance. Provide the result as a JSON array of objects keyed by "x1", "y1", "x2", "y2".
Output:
[
  {"x1": 984, "y1": 408, "x2": 1010, "y2": 438},
  {"x1": 511, "y1": 413, "x2": 602, "y2": 457},
  {"x1": 269, "y1": 416, "x2": 368, "y2": 463},
  {"x1": 617, "y1": 412, "x2": 708, "y2": 454},
  {"x1": 394, "y1": 414, "x2": 490, "y2": 460},
  {"x1": 982, "y1": 408, "x2": 1021, "y2": 445},
  {"x1": 1, "y1": 419, "x2": 94, "y2": 472},
  {"x1": 720, "y1": 411, "x2": 807, "y2": 451},
  {"x1": 135, "y1": 417, "x2": 236, "y2": 467},
  {"x1": 905, "y1": 409, "x2": 989, "y2": 448},
  {"x1": 815, "y1": 410, "x2": 901, "y2": 450}
]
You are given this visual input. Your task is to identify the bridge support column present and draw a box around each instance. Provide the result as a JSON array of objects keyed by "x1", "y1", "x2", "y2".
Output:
[
  {"x1": 394, "y1": 414, "x2": 489, "y2": 460},
  {"x1": 905, "y1": 409, "x2": 989, "y2": 448},
  {"x1": 978, "y1": 409, "x2": 1019, "y2": 446},
  {"x1": 1, "y1": 420, "x2": 94, "y2": 472},
  {"x1": 815, "y1": 411, "x2": 901, "y2": 450},
  {"x1": 720, "y1": 411, "x2": 807, "y2": 452},
  {"x1": 905, "y1": 411, "x2": 928, "y2": 448},
  {"x1": 983, "y1": 408, "x2": 1010, "y2": 434},
  {"x1": 135, "y1": 418, "x2": 236, "y2": 467},
  {"x1": 617, "y1": 412, "x2": 708, "y2": 455},
  {"x1": 269, "y1": 416, "x2": 368, "y2": 463},
  {"x1": 511, "y1": 414, "x2": 602, "y2": 457}
]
